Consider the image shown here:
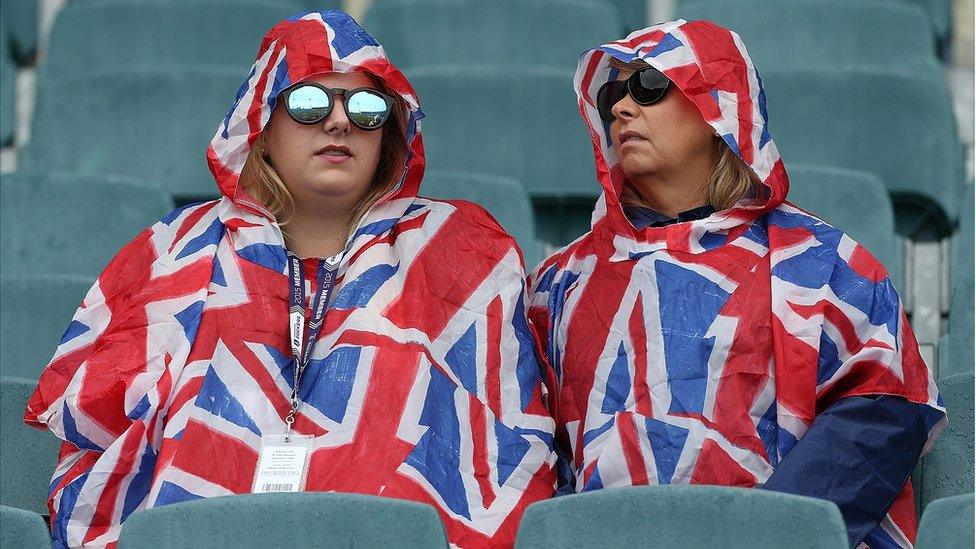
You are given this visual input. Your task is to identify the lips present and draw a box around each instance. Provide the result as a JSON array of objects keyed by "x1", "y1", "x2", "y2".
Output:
[
  {"x1": 315, "y1": 144, "x2": 352, "y2": 158},
  {"x1": 618, "y1": 129, "x2": 647, "y2": 146}
]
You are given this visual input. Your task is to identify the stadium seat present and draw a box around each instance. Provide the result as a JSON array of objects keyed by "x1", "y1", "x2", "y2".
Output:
[
  {"x1": 920, "y1": 372, "x2": 975, "y2": 506},
  {"x1": 0, "y1": 505, "x2": 50, "y2": 549},
  {"x1": 42, "y1": 0, "x2": 301, "y2": 80},
  {"x1": 1, "y1": 275, "x2": 95, "y2": 379},
  {"x1": 364, "y1": 0, "x2": 621, "y2": 69},
  {"x1": 916, "y1": 493, "x2": 975, "y2": 549},
  {"x1": 420, "y1": 170, "x2": 542, "y2": 266},
  {"x1": 0, "y1": 377, "x2": 61, "y2": 516},
  {"x1": 0, "y1": 172, "x2": 174, "y2": 277},
  {"x1": 672, "y1": 0, "x2": 952, "y2": 61},
  {"x1": 604, "y1": 0, "x2": 647, "y2": 33},
  {"x1": 677, "y1": 0, "x2": 940, "y2": 73},
  {"x1": 117, "y1": 492, "x2": 449, "y2": 548},
  {"x1": 942, "y1": 185, "x2": 974, "y2": 377},
  {"x1": 787, "y1": 165, "x2": 904, "y2": 291},
  {"x1": 514, "y1": 485, "x2": 848, "y2": 548},
  {"x1": 407, "y1": 66, "x2": 599, "y2": 201},
  {"x1": 1, "y1": 0, "x2": 38, "y2": 65},
  {"x1": 0, "y1": 27, "x2": 14, "y2": 146},
  {"x1": 761, "y1": 67, "x2": 963, "y2": 240},
  {"x1": 22, "y1": 66, "x2": 240, "y2": 201}
]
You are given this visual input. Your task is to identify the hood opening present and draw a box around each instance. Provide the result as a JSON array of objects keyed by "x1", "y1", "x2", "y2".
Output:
[{"x1": 574, "y1": 19, "x2": 790, "y2": 245}]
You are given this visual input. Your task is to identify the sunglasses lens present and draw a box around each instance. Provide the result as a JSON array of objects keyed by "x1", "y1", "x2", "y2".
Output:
[
  {"x1": 347, "y1": 90, "x2": 391, "y2": 129},
  {"x1": 287, "y1": 85, "x2": 331, "y2": 123},
  {"x1": 597, "y1": 81, "x2": 627, "y2": 123},
  {"x1": 631, "y1": 68, "x2": 670, "y2": 105}
]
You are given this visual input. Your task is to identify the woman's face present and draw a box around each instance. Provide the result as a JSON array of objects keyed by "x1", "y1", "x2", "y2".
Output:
[
  {"x1": 263, "y1": 72, "x2": 384, "y2": 213},
  {"x1": 607, "y1": 69, "x2": 718, "y2": 183}
]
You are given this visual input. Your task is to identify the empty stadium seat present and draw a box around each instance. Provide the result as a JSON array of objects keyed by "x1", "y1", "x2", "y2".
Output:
[
  {"x1": 0, "y1": 172, "x2": 174, "y2": 276},
  {"x1": 0, "y1": 27, "x2": 14, "y2": 146},
  {"x1": 942, "y1": 185, "x2": 974, "y2": 377},
  {"x1": 0, "y1": 377, "x2": 61, "y2": 516},
  {"x1": 673, "y1": 0, "x2": 952, "y2": 61},
  {"x1": 2, "y1": 0, "x2": 38, "y2": 65},
  {"x1": 916, "y1": 493, "x2": 975, "y2": 549},
  {"x1": 678, "y1": 0, "x2": 940, "y2": 73},
  {"x1": 420, "y1": 170, "x2": 542, "y2": 266},
  {"x1": 921, "y1": 372, "x2": 975, "y2": 506},
  {"x1": 364, "y1": 0, "x2": 621, "y2": 69},
  {"x1": 408, "y1": 66, "x2": 599, "y2": 201},
  {"x1": 605, "y1": 0, "x2": 646, "y2": 33},
  {"x1": 117, "y1": 492, "x2": 449, "y2": 548},
  {"x1": 787, "y1": 165, "x2": 904, "y2": 290},
  {"x1": 0, "y1": 505, "x2": 50, "y2": 549},
  {"x1": 1, "y1": 275, "x2": 95, "y2": 379},
  {"x1": 514, "y1": 485, "x2": 848, "y2": 548},
  {"x1": 761, "y1": 68, "x2": 963, "y2": 240},
  {"x1": 42, "y1": 0, "x2": 301, "y2": 80},
  {"x1": 22, "y1": 66, "x2": 239, "y2": 200}
]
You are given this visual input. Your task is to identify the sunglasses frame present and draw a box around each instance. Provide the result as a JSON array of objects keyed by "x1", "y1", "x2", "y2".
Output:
[
  {"x1": 596, "y1": 67, "x2": 671, "y2": 123},
  {"x1": 281, "y1": 82, "x2": 396, "y2": 131}
]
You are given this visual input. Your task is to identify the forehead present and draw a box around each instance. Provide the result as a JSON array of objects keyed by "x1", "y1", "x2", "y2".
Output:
[{"x1": 302, "y1": 71, "x2": 376, "y2": 89}]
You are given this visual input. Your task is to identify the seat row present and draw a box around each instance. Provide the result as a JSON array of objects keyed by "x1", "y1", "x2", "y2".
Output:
[{"x1": 1, "y1": 476, "x2": 972, "y2": 548}]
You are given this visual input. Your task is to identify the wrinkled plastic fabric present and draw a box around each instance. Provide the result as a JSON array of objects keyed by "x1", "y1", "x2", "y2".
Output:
[
  {"x1": 25, "y1": 11, "x2": 555, "y2": 548},
  {"x1": 526, "y1": 20, "x2": 945, "y2": 549}
]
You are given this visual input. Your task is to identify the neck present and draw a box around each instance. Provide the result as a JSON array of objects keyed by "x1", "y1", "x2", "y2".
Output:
[
  {"x1": 628, "y1": 160, "x2": 714, "y2": 219},
  {"x1": 282, "y1": 205, "x2": 347, "y2": 259}
]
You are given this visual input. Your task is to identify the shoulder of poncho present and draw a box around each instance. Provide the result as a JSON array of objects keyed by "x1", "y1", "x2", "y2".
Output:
[
  {"x1": 145, "y1": 199, "x2": 225, "y2": 259},
  {"x1": 528, "y1": 231, "x2": 595, "y2": 286},
  {"x1": 414, "y1": 196, "x2": 519, "y2": 246}
]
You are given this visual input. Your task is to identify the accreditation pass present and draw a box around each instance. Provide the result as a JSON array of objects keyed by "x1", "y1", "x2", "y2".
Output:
[{"x1": 252, "y1": 434, "x2": 313, "y2": 493}]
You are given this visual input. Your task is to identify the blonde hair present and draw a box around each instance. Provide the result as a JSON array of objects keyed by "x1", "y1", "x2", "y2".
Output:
[
  {"x1": 607, "y1": 57, "x2": 763, "y2": 212},
  {"x1": 238, "y1": 76, "x2": 409, "y2": 242}
]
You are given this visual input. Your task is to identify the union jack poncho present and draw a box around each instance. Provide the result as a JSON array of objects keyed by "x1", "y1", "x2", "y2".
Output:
[
  {"x1": 527, "y1": 20, "x2": 945, "y2": 548},
  {"x1": 26, "y1": 11, "x2": 555, "y2": 548}
]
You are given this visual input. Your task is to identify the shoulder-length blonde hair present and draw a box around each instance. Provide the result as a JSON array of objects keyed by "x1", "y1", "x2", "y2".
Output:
[
  {"x1": 238, "y1": 74, "x2": 409, "y2": 242},
  {"x1": 607, "y1": 57, "x2": 764, "y2": 212}
]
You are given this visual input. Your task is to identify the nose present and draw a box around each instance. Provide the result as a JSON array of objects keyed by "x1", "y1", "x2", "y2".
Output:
[
  {"x1": 322, "y1": 95, "x2": 351, "y2": 136},
  {"x1": 611, "y1": 92, "x2": 638, "y2": 122}
]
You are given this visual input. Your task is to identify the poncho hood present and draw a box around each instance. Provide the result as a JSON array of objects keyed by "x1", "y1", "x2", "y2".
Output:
[
  {"x1": 206, "y1": 10, "x2": 424, "y2": 218},
  {"x1": 575, "y1": 19, "x2": 790, "y2": 255}
]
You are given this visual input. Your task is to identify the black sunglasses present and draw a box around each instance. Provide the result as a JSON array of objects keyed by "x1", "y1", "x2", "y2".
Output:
[
  {"x1": 281, "y1": 82, "x2": 396, "y2": 131},
  {"x1": 596, "y1": 67, "x2": 671, "y2": 123}
]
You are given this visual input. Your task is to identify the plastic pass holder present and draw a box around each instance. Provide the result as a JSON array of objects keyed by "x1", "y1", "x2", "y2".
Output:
[{"x1": 251, "y1": 434, "x2": 314, "y2": 493}]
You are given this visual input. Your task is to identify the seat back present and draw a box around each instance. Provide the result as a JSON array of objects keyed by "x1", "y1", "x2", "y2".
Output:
[
  {"x1": 921, "y1": 373, "x2": 975, "y2": 506},
  {"x1": 0, "y1": 505, "x2": 51, "y2": 549},
  {"x1": 916, "y1": 493, "x2": 975, "y2": 549},
  {"x1": 0, "y1": 377, "x2": 61, "y2": 515}
]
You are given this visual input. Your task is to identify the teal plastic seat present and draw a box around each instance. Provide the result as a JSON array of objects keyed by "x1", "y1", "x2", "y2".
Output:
[
  {"x1": 787, "y1": 165, "x2": 904, "y2": 291},
  {"x1": 916, "y1": 493, "x2": 975, "y2": 549},
  {"x1": 117, "y1": 492, "x2": 449, "y2": 548},
  {"x1": 420, "y1": 170, "x2": 541, "y2": 266},
  {"x1": 0, "y1": 172, "x2": 174, "y2": 276},
  {"x1": 43, "y1": 0, "x2": 301, "y2": 80},
  {"x1": 2, "y1": 0, "x2": 38, "y2": 65},
  {"x1": 408, "y1": 66, "x2": 599, "y2": 201},
  {"x1": 0, "y1": 377, "x2": 61, "y2": 515},
  {"x1": 0, "y1": 505, "x2": 50, "y2": 549},
  {"x1": 678, "y1": 0, "x2": 940, "y2": 73},
  {"x1": 921, "y1": 373, "x2": 975, "y2": 506},
  {"x1": 365, "y1": 0, "x2": 621, "y2": 69},
  {"x1": 942, "y1": 185, "x2": 974, "y2": 377},
  {"x1": 0, "y1": 27, "x2": 14, "y2": 146},
  {"x1": 1, "y1": 275, "x2": 95, "y2": 379},
  {"x1": 514, "y1": 485, "x2": 848, "y2": 548},
  {"x1": 762, "y1": 68, "x2": 962, "y2": 239},
  {"x1": 23, "y1": 66, "x2": 239, "y2": 200},
  {"x1": 673, "y1": 0, "x2": 951, "y2": 60},
  {"x1": 605, "y1": 0, "x2": 646, "y2": 33}
]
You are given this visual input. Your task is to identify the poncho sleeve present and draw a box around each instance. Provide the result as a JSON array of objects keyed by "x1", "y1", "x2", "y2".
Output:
[{"x1": 24, "y1": 205, "x2": 217, "y2": 547}]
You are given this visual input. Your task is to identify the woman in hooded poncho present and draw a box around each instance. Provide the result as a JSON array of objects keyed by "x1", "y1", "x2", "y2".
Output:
[
  {"x1": 25, "y1": 11, "x2": 555, "y2": 548},
  {"x1": 528, "y1": 20, "x2": 945, "y2": 549}
]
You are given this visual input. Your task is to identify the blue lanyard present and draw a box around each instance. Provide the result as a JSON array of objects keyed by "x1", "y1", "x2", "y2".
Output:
[{"x1": 285, "y1": 251, "x2": 341, "y2": 436}]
